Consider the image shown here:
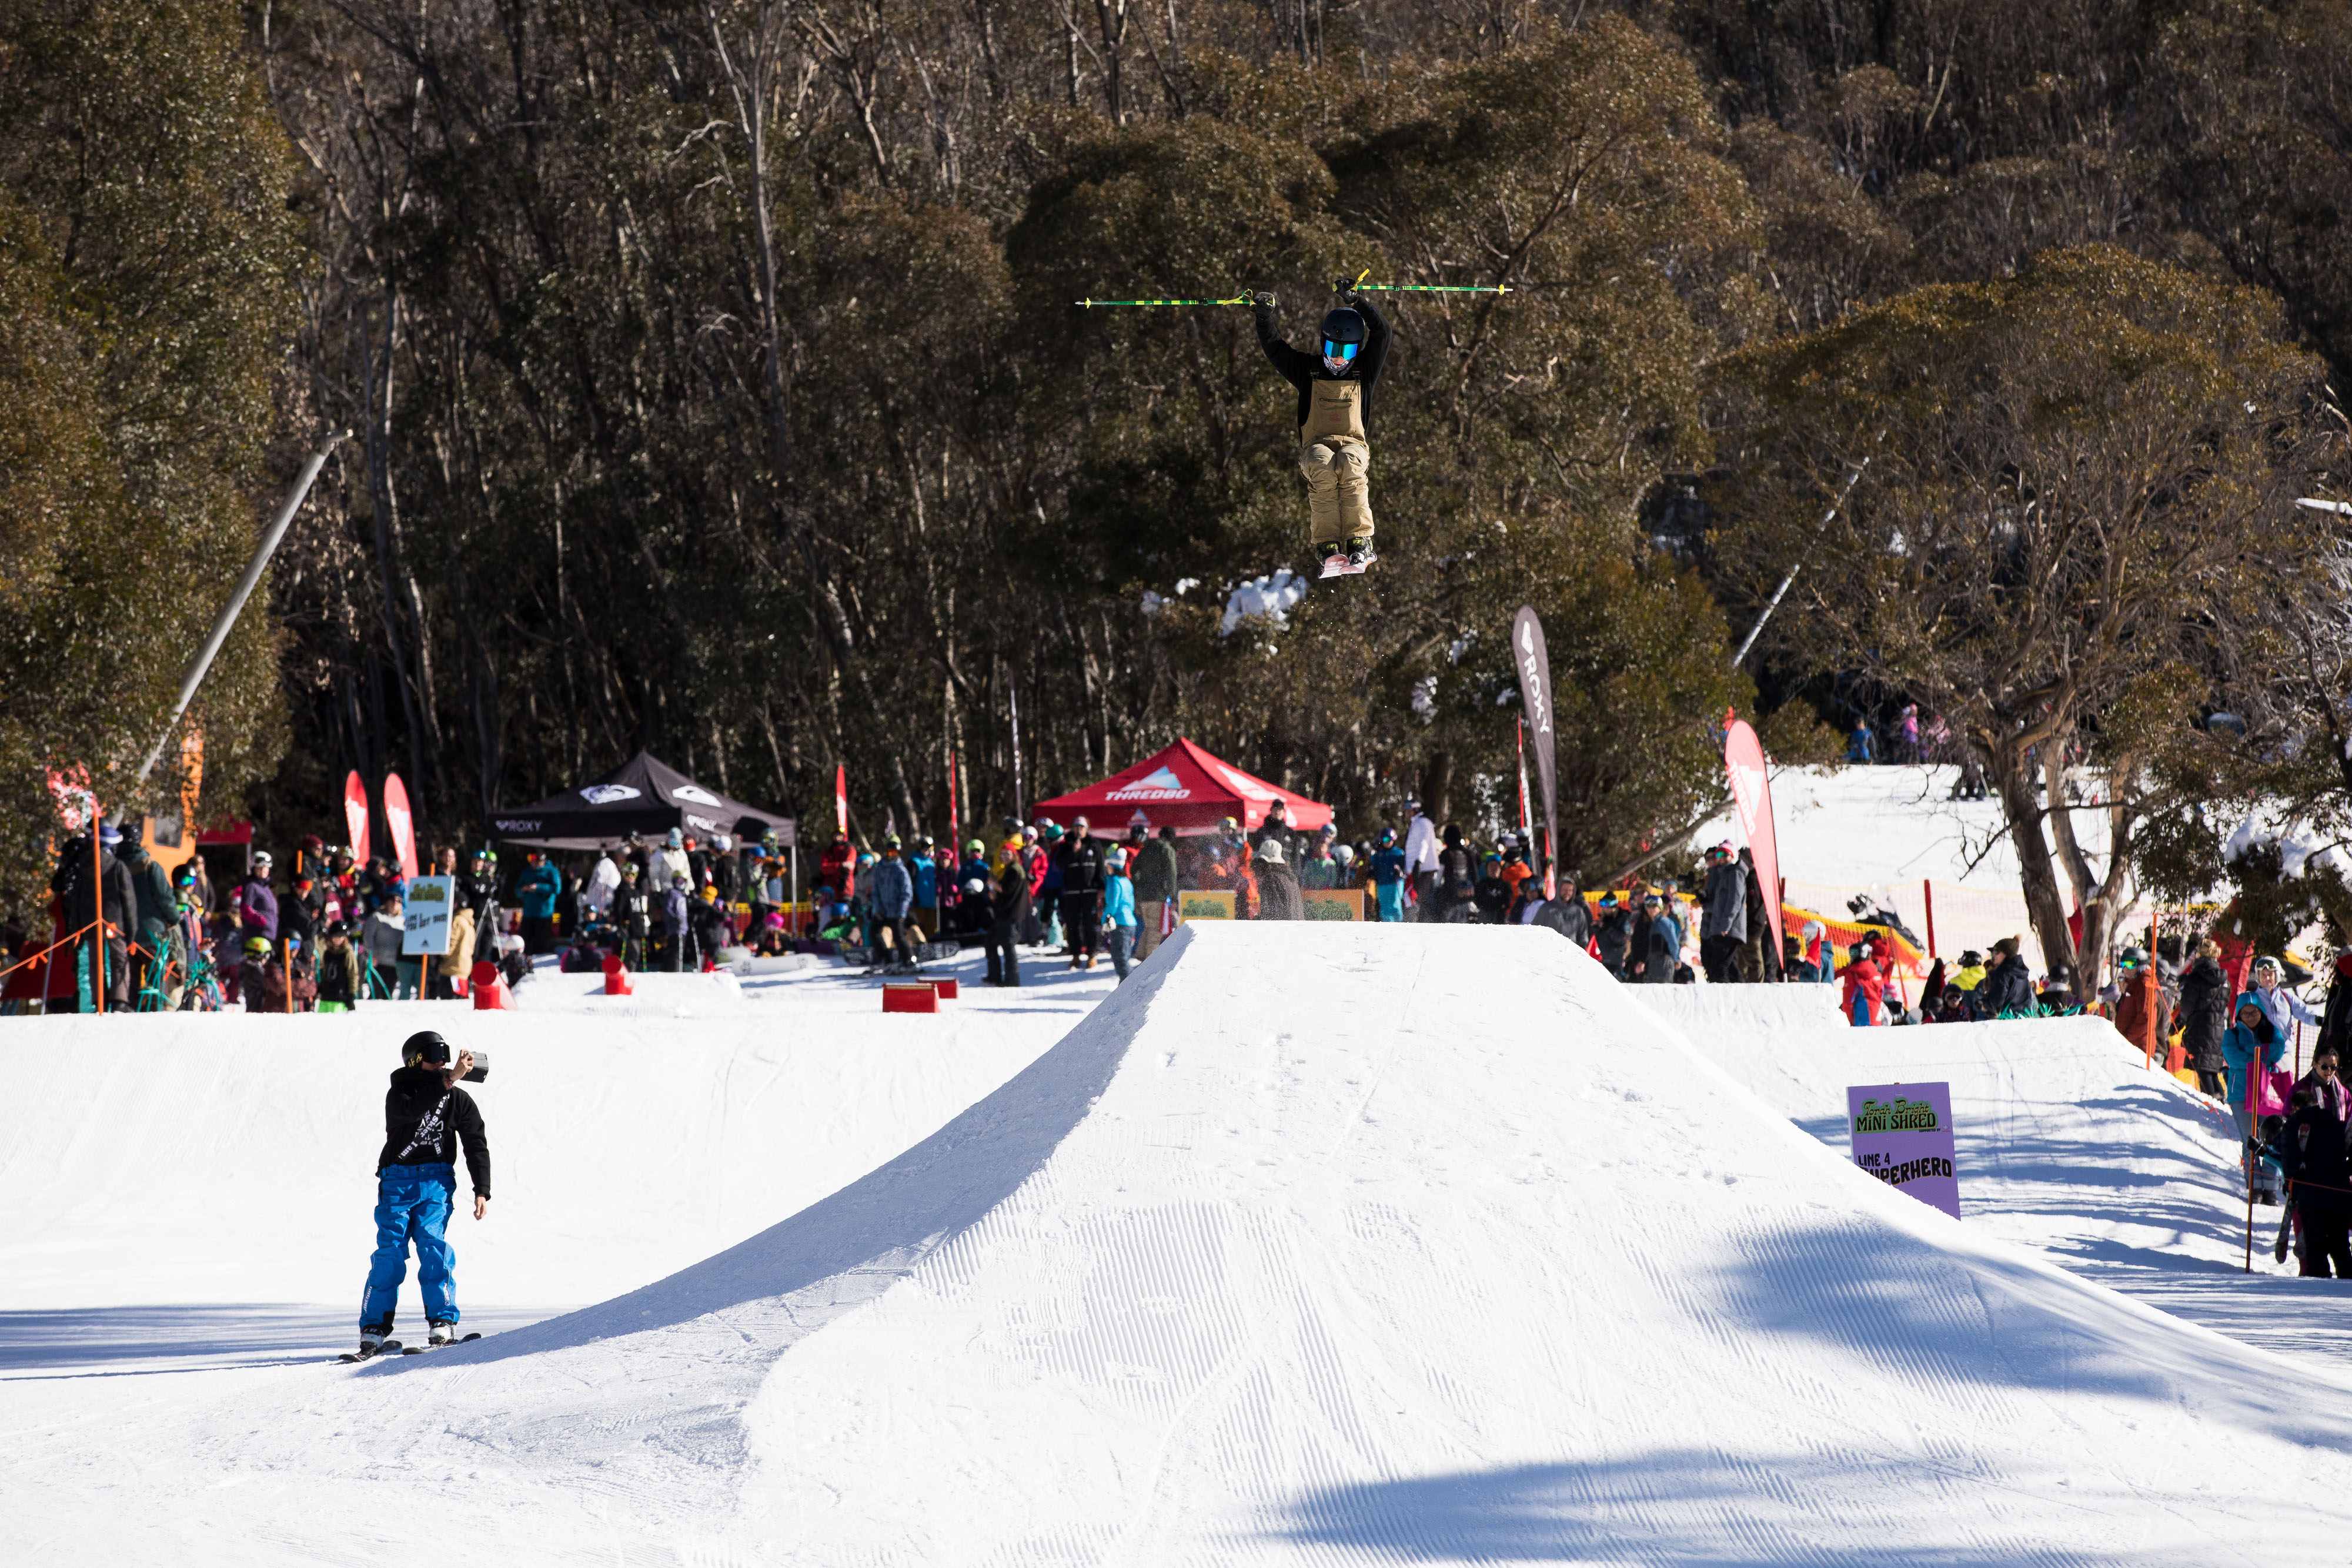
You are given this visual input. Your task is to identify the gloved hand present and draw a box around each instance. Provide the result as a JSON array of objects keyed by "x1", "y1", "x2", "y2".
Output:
[
  {"x1": 1251, "y1": 290, "x2": 1275, "y2": 310},
  {"x1": 1332, "y1": 278, "x2": 1358, "y2": 298}
]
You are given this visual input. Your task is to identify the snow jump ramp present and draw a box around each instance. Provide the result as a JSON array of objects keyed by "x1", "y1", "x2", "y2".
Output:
[{"x1": 16, "y1": 921, "x2": 2352, "y2": 1564}]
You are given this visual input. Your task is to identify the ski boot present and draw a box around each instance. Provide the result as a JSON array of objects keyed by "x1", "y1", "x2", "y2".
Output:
[
  {"x1": 1314, "y1": 540, "x2": 1350, "y2": 580},
  {"x1": 1339, "y1": 538, "x2": 1377, "y2": 576},
  {"x1": 428, "y1": 1320, "x2": 456, "y2": 1347},
  {"x1": 340, "y1": 1326, "x2": 400, "y2": 1363}
]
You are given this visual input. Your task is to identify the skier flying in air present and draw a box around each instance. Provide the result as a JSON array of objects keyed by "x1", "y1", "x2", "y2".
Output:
[{"x1": 1253, "y1": 282, "x2": 1391, "y2": 577}]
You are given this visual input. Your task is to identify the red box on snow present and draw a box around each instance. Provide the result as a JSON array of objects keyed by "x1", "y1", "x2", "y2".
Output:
[
  {"x1": 930, "y1": 978, "x2": 958, "y2": 1000},
  {"x1": 883, "y1": 984, "x2": 938, "y2": 1014}
]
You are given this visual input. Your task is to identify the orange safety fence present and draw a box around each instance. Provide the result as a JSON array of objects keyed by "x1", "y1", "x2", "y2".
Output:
[{"x1": 0, "y1": 921, "x2": 98, "y2": 983}]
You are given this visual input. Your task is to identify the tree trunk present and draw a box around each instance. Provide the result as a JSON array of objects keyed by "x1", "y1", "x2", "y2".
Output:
[
  {"x1": 1419, "y1": 750, "x2": 1454, "y2": 828},
  {"x1": 1990, "y1": 738, "x2": 2078, "y2": 984}
]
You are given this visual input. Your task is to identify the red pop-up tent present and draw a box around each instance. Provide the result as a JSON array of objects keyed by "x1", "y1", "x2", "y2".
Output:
[{"x1": 1034, "y1": 738, "x2": 1332, "y2": 838}]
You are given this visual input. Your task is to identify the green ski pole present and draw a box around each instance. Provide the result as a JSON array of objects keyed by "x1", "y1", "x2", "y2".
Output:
[
  {"x1": 1074, "y1": 293, "x2": 1250, "y2": 308},
  {"x1": 1355, "y1": 282, "x2": 1511, "y2": 295}
]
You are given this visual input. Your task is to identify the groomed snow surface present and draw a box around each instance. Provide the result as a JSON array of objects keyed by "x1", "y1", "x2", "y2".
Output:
[{"x1": 6, "y1": 925, "x2": 2350, "y2": 1565}]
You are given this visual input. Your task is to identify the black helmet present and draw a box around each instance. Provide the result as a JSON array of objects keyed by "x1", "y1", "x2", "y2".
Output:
[
  {"x1": 1319, "y1": 307, "x2": 1365, "y2": 364},
  {"x1": 402, "y1": 1030, "x2": 450, "y2": 1066}
]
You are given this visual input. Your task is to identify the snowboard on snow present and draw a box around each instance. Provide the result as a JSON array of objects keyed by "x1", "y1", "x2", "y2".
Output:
[
  {"x1": 402, "y1": 1333, "x2": 483, "y2": 1355},
  {"x1": 338, "y1": 1340, "x2": 402, "y2": 1363}
]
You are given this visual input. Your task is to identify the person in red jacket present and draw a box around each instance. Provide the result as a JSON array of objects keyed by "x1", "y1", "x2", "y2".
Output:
[
  {"x1": 818, "y1": 833, "x2": 856, "y2": 902},
  {"x1": 1838, "y1": 945, "x2": 1885, "y2": 1027}
]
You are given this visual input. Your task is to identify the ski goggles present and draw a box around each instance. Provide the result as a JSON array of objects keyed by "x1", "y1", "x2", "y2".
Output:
[{"x1": 1322, "y1": 339, "x2": 1359, "y2": 362}]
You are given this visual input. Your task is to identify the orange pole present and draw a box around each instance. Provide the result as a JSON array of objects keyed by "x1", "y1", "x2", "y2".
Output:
[
  {"x1": 1923, "y1": 879, "x2": 1936, "y2": 960},
  {"x1": 91, "y1": 818, "x2": 105, "y2": 1016},
  {"x1": 283, "y1": 937, "x2": 293, "y2": 1015}
]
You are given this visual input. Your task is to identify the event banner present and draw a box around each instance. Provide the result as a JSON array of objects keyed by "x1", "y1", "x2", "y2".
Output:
[
  {"x1": 403, "y1": 876, "x2": 455, "y2": 956},
  {"x1": 1846, "y1": 1082, "x2": 1961, "y2": 1219},
  {"x1": 1510, "y1": 606, "x2": 1558, "y2": 891},
  {"x1": 1176, "y1": 890, "x2": 1235, "y2": 922},
  {"x1": 343, "y1": 771, "x2": 370, "y2": 865},
  {"x1": 383, "y1": 772, "x2": 419, "y2": 879},
  {"x1": 1302, "y1": 889, "x2": 1366, "y2": 921},
  {"x1": 1723, "y1": 717, "x2": 1785, "y2": 965}
]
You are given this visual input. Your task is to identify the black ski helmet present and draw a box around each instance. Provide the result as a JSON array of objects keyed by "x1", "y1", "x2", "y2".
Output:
[
  {"x1": 1319, "y1": 307, "x2": 1365, "y2": 357},
  {"x1": 402, "y1": 1029, "x2": 452, "y2": 1067}
]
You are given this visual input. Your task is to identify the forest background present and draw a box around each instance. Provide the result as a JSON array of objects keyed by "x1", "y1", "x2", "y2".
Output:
[{"x1": 3, "y1": 0, "x2": 2349, "y2": 981}]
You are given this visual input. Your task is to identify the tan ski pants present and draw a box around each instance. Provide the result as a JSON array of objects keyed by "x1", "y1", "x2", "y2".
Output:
[{"x1": 1299, "y1": 438, "x2": 1374, "y2": 544}]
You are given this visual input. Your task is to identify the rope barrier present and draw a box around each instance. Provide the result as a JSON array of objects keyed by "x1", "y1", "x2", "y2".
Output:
[{"x1": 0, "y1": 922, "x2": 98, "y2": 982}]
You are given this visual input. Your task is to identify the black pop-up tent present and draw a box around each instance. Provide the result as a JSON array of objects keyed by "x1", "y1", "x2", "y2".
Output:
[{"x1": 489, "y1": 751, "x2": 794, "y2": 850}]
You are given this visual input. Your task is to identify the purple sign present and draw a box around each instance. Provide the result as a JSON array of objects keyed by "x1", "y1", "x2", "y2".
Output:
[{"x1": 1846, "y1": 1081, "x2": 1961, "y2": 1219}]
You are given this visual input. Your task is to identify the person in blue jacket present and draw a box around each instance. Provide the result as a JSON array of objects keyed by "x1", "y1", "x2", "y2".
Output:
[
  {"x1": 1102, "y1": 850, "x2": 1139, "y2": 981},
  {"x1": 910, "y1": 837, "x2": 938, "y2": 935},
  {"x1": 2223, "y1": 994, "x2": 2288, "y2": 1204},
  {"x1": 1368, "y1": 827, "x2": 1408, "y2": 922},
  {"x1": 866, "y1": 837, "x2": 917, "y2": 974},
  {"x1": 512, "y1": 850, "x2": 563, "y2": 954}
]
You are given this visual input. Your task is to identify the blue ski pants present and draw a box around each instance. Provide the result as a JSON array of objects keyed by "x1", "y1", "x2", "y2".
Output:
[
  {"x1": 362, "y1": 1162, "x2": 459, "y2": 1330},
  {"x1": 1375, "y1": 882, "x2": 1405, "y2": 922}
]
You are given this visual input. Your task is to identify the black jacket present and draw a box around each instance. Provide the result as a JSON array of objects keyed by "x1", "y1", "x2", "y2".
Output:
[
  {"x1": 1436, "y1": 845, "x2": 1477, "y2": 902},
  {"x1": 1255, "y1": 292, "x2": 1392, "y2": 436},
  {"x1": 2280, "y1": 1104, "x2": 2352, "y2": 1219},
  {"x1": 689, "y1": 897, "x2": 730, "y2": 954},
  {"x1": 1472, "y1": 875, "x2": 1513, "y2": 922},
  {"x1": 377, "y1": 1065, "x2": 491, "y2": 1195},
  {"x1": 280, "y1": 891, "x2": 316, "y2": 951},
  {"x1": 2179, "y1": 954, "x2": 2231, "y2": 1069},
  {"x1": 1595, "y1": 910, "x2": 1632, "y2": 969},
  {"x1": 317, "y1": 942, "x2": 363, "y2": 1005},
  {"x1": 612, "y1": 882, "x2": 653, "y2": 933},
  {"x1": 51, "y1": 835, "x2": 136, "y2": 932},
  {"x1": 991, "y1": 860, "x2": 1031, "y2": 928},
  {"x1": 457, "y1": 870, "x2": 499, "y2": 921},
  {"x1": 1133, "y1": 838, "x2": 1180, "y2": 902},
  {"x1": 1980, "y1": 953, "x2": 2036, "y2": 1018},
  {"x1": 1054, "y1": 837, "x2": 1110, "y2": 897}
]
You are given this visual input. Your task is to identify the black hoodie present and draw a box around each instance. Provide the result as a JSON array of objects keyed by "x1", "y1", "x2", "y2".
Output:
[{"x1": 377, "y1": 1065, "x2": 491, "y2": 1196}]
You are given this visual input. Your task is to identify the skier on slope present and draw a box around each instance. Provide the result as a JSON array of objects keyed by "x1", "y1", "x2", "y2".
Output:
[
  {"x1": 356, "y1": 1030, "x2": 490, "y2": 1359},
  {"x1": 1253, "y1": 283, "x2": 1392, "y2": 579}
]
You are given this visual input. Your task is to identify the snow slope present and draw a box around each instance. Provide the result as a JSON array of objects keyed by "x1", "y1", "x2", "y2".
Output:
[
  {"x1": 1690, "y1": 763, "x2": 2144, "y2": 974},
  {"x1": 0, "y1": 947, "x2": 1112, "y2": 1351},
  {"x1": 7, "y1": 922, "x2": 2350, "y2": 1565},
  {"x1": 1641, "y1": 985, "x2": 2352, "y2": 1368},
  {"x1": 1692, "y1": 762, "x2": 2096, "y2": 890}
]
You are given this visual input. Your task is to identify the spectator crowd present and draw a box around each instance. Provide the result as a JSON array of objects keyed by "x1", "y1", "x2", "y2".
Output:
[{"x1": 21, "y1": 795, "x2": 2352, "y2": 1279}]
